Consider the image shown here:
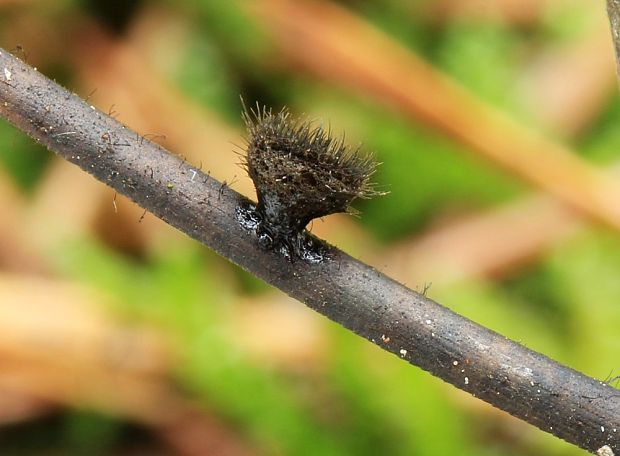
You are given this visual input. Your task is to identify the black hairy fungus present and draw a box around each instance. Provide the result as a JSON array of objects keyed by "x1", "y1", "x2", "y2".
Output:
[{"x1": 240, "y1": 104, "x2": 382, "y2": 259}]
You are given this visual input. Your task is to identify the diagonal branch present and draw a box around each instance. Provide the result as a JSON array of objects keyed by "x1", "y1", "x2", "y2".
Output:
[
  {"x1": 608, "y1": 0, "x2": 620, "y2": 85},
  {"x1": 0, "y1": 48, "x2": 617, "y2": 454}
]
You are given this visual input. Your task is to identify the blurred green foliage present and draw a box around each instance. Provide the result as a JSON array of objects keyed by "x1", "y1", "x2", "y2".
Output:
[
  {"x1": 0, "y1": 121, "x2": 50, "y2": 191},
  {"x1": 0, "y1": 0, "x2": 618, "y2": 454}
]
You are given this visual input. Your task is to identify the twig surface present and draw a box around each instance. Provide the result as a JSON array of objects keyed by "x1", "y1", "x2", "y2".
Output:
[
  {"x1": 608, "y1": 0, "x2": 620, "y2": 86},
  {"x1": 0, "y1": 48, "x2": 618, "y2": 454}
]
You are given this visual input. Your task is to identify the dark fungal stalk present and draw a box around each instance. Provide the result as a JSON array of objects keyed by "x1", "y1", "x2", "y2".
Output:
[{"x1": 241, "y1": 104, "x2": 381, "y2": 259}]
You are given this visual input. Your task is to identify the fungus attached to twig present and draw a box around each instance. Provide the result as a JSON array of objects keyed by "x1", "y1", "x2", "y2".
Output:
[{"x1": 240, "y1": 104, "x2": 382, "y2": 259}]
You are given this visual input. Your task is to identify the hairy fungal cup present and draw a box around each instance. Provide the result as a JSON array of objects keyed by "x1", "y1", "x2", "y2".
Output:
[{"x1": 239, "y1": 104, "x2": 382, "y2": 260}]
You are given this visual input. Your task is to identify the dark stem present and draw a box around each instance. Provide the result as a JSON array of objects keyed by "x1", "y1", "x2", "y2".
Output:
[
  {"x1": 0, "y1": 48, "x2": 617, "y2": 454},
  {"x1": 608, "y1": 0, "x2": 620, "y2": 88}
]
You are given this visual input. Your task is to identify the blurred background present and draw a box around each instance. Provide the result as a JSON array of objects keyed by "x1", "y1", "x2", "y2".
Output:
[{"x1": 0, "y1": 0, "x2": 618, "y2": 454}]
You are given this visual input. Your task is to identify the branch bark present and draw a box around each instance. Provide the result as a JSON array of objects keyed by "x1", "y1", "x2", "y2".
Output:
[
  {"x1": 608, "y1": 0, "x2": 620, "y2": 87},
  {"x1": 0, "y1": 48, "x2": 617, "y2": 454}
]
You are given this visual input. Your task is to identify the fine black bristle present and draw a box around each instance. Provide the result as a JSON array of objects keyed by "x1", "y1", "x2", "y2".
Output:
[{"x1": 240, "y1": 103, "x2": 382, "y2": 258}]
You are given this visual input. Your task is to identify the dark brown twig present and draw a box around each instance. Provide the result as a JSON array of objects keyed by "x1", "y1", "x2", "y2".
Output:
[
  {"x1": 608, "y1": 0, "x2": 620, "y2": 87},
  {"x1": 0, "y1": 48, "x2": 617, "y2": 454}
]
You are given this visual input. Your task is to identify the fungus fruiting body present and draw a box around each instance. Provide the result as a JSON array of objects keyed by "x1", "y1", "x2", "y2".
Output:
[{"x1": 239, "y1": 104, "x2": 381, "y2": 260}]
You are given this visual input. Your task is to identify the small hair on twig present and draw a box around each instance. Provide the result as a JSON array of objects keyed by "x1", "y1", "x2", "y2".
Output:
[
  {"x1": 10, "y1": 44, "x2": 28, "y2": 61},
  {"x1": 239, "y1": 102, "x2": 384, "y2": 259},
  {"x1": 84, "y1": 87, "x2": 97, "y2": 103},
  {"x1": 140, "y1": 133, "x2": 167, "y2": 145},
  {"x1": 138, "y1": 208, "x2": 148, "y2": 223},
  {"x1": 107, "y1": 104, "x2": 119, "y2": 119}
]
